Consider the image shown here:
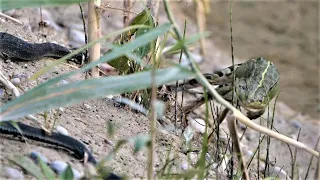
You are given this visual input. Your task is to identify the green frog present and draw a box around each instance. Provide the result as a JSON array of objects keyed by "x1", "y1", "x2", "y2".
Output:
[{"x1": 182, "y1": 57, "x2": 280, "y2": 119}]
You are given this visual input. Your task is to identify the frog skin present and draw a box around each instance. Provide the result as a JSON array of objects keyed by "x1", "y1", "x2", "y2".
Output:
[{"x1": 182, "y1": 57, "x2": 280, "y2": 119}]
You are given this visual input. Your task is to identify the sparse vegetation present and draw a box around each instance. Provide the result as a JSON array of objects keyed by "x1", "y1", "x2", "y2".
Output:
[{"x1": 0, "y1": 0, "x2": 319, "y2": 179}]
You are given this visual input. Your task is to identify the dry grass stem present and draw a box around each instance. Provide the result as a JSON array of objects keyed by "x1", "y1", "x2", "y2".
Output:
[
  {"x1": 88, "y1": 0, "x2": 101, "y2": 78},
  {"x1": 0, "y1": 12, "x2": 23, "y2": 25},
  {"x1": 226, "y1": 113, "x2": 249, "y2": 179},
  {"x1": 196, "y1": 0, "x2": 207, "y2": 57}
]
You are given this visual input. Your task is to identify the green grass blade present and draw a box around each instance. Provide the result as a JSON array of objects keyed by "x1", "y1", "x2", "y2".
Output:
[
  {"x1": 30, "y1": 24, "x2": 151, "y2": 80},
  {"x1": 58, "y1": 164, "x2": 74, "y2": 180},
  {"x1": 8, "y1": 155, "x2": 45, "y2": 179},
  {"x1": 29, "y1": 23, "x2": 171, "y2": 93},
  {"x1": 0, "y1": 66, "x2": 194, "y2": 121}
]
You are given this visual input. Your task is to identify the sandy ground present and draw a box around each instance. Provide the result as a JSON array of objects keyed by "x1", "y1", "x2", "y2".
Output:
[{"x1": 0, "y1": 1, "x2": 319, "y2": 179}]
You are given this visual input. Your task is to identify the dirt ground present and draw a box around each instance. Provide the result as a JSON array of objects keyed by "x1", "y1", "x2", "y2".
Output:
[{"x1": 0, "y1": 1, "x2": 319, "y2": 179}]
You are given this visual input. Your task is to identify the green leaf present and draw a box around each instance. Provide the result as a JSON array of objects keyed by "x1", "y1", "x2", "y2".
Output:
[
  {"x1": 110, "y1": 9, "x2": 155, "y2": 73},
  {"x1": 0, "y1": 66, "x2": 194, "y2": 121},
  {"x1": 122, "y1": 9, "x2": 152, "y2": 40},
  {"x1": 38, "y1": 157, "x2": 56, "y2": 180},
  {"x1": 132, "y1": 135, "x2": 151, "y2": 153},
  {"x1": 108, "y1": 55, "x2": 131, "y2": 74},
  {"x1": 8, "y1": 155, "x2": 45, "y2": 179},
  {"x1": 58, "y1": 164, "x2": 74, "y2": 180},
  {"x1": 0, "y1": 0, "x2": 89, "y2": 10},
  {"x1": 134, "y1": 10, "x2": 155, "y2": 58}
]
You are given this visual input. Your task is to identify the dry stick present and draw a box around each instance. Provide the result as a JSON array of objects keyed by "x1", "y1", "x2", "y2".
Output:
[
  {"x1": 0, "y1": 12, "x2": 23, "y2": 25},
  {"x1": 0, "y1": 72, "x2": 37, "y2": 121},
  {"x1": 227, "y1": 113, "x2": 249, "y2": 179},
  {"x1": 148, "y1": 6, "x2": 158, "y2": 179},
  {"x1": 246, "y1": 135, "x2": 266, "y2": 169},
  {"x1": 79, "y1": 3, "x2": 88, "y2": 65},
  {"x1": 292, "y1": 128, "x2": 301, "y2": 180},
  {"x1": 257, "y1": 118, "x2": 262, "y2": 180},
  {"x1": 163, "y1": 0, "x2": 319, "y2": 158},
  {"x1": 228, "y1": 1, "x2": 236, "y2": 176},
  {"x1": 305, "y1": 136, "x2": 320, "y2": 179},
  {"x1": 196, "y1": 0, "x2": 207, "y2": 58},
  {"x1": 174, "y1": 20, "x2": 187, "y2": 130},
  {"x1": 88, "y1": 0, "x2": 101, "y2": 78},
  {"x1": 264, "y1": 91, "x2": 280, "y2": 177}
]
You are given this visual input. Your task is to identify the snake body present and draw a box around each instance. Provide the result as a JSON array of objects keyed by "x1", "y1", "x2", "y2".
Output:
[
  {"x1": 0, "y1": 32, "x2": 119, "y2": 179},
  {"x1": 0, "y1": 32, "x2": 82, "y2": 62},
  {"x1": 0, "y1": 122, "x2": 121, "y2": 179}
]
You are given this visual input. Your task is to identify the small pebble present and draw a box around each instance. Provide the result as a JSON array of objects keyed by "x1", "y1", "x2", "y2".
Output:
[
  {"x1": 49, "y1": 161, "x2": 81, "y2": 179},
  {"x1": 3, "y1": 167, "x2": 24, "y2": 179},
  {"x1": 189, "y1": 152, "x2": 198, "y2": 165},
  {"x1": 0, "y1": 88, "x2": 5, "y2": 97},
  {"x1": 58, "y1": 80, "x2": 69, "y2": 86},
  {"x1": 291, "y1": 120, "x2": 301, "y2": 129},
  {"x1": 180, "y1": 161, "x2": 189, "y2": 171},
  {"x1": 68, "y1": 28, "x2": 85, "y2": 48},
  {"x1": 29, "y1": 151, "x2": 48, "y2": 164},
  {"x1": 49, "y1": 161, "x2": 67, "y2": 174},
  {"x1": 56, "y1": 125, "x2": 69, "y2": 136},
  {"x1": 273, "y1": 166, "x2": 289, "y2": 179},
  {"x1": 83, "y1": 104, "x2": 91, "y2": 109},
  {"x1": 205, "y1": 153, "x2": 212, "y2": 163},
  {"x1": 188, "y1": 118, "x2": 206, "y2": 134},
  {"x1": 246, "y1": 150, "x2": 254, "y2": 157},
  {"x1": 58, "y1": 107, "x2": 64, "y2": 113},
  {"x1": 183, "y1": 126, "x2": 194, "y2": 144},
  {"x1": 10, "y1": 77, "x2": 21, "y2": 86},
  {"x1": 11, "y1": 74, "x2": 28, "y2": 86}
]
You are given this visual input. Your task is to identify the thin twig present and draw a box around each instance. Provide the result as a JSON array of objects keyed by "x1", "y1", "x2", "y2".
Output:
[
  {"x1": 227, "y1": 113, "x2": 250, "y2": 179},
  {"x1": 292, "y1": 128, "x2": 301, "y2": 179},
  {"x1": 148, "y1": 8, "x2": 157, "y2": 180},
  {"x1": 174, "y1": 20, "x2": 187, "y2": 130},
  {"x1": 0, "y1": 12, "x2": 23, "y2": 25},
  {"x1": 196, "y1": 0, "x2": 207, "y2": 57},
  {"x1": 246, "y1": 135, "x2": 266, "y2": 169},
  {"x1": 79, "y1": 3, "x2": 88, "y2": 65},
  {"x1": 305, "y1": 136, "x2": 320, "y2": 179}
]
